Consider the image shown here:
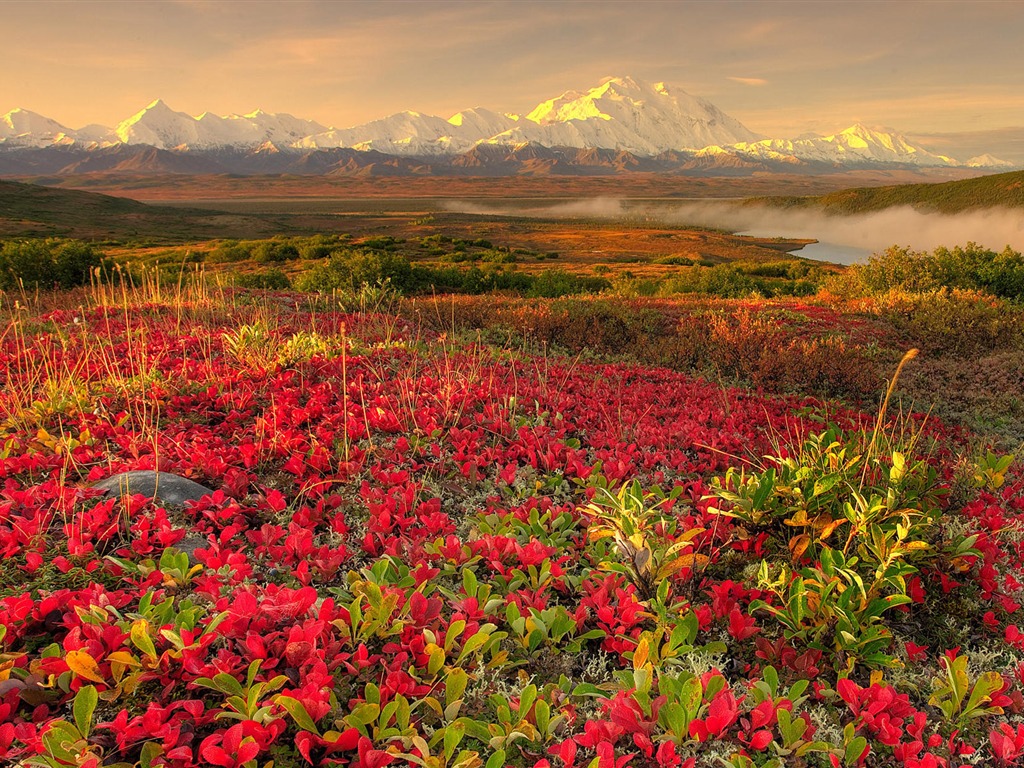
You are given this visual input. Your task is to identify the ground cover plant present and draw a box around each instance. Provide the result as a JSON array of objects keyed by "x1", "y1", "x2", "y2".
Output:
[{"x1": 0, "y1": 274, "x2": 1022, "y2": 768}]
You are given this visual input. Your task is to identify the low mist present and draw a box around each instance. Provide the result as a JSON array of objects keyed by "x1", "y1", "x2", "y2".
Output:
[{"x1": 443, "y1": 199, "x2": 1024, "y2": 264}]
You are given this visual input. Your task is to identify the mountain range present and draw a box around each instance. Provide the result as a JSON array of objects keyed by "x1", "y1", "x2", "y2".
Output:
[{"x1": 1, "y1": 76, "x2": 1016, "y2": 177}]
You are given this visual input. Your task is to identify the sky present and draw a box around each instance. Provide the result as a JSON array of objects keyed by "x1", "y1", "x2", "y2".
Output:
[{"x1": 4, "y1": 0, "x2": 1024, "y2": 138}]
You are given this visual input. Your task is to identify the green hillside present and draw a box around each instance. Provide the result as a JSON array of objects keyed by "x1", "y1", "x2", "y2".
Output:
[
  {"x1": 755, "y1": 170, "x2": 1024, "y2": 214},
  {"x1": 0, "y1": 179, "x2": 280, "y2": 241}
]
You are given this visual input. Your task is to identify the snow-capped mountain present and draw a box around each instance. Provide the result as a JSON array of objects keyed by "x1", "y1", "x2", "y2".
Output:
[
  {"x1": 293, "y1": 76, "x2": 764, "y2": 155},
  {"x1": 0, "y1": 76, "x2": 1015, "y2": 173},
  {"x1": 708, "y1": 124, "x2": 958, "y2": 168},
  {"x1": 0, "y1": 108, "x2": 80, "y2": 147},
  {"x1": 113, "y1": 99, "x2": 328, "y2": 150},
  {"x1": 513, "y1": 76, "x2": 763, "y2": 152}
]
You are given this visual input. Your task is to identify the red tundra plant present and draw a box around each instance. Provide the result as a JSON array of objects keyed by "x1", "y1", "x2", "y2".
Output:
[
  {"x1": 992, "y1": 723, "x2": 1024, "y2": 765},
  {"x1": 0, "y1": 293, "x2": 1022, "y2": 767}
]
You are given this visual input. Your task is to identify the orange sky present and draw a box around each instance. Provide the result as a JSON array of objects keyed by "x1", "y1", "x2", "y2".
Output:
[{"x1": 4, "y1": 0, "x2": 1023, "y2": 137}]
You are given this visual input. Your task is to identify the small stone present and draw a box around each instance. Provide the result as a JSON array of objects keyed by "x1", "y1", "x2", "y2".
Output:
[
  {"x1": 92, "y1": 471, "x2": 214, "y2": 506},
  {"x1": 174, "y1": 534, "x2": 210, "y2": 567}
]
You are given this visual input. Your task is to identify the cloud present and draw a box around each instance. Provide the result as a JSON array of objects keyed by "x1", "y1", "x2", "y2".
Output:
[{"x1": 727, "y1": 77, "x2": 768, "y2": 86}]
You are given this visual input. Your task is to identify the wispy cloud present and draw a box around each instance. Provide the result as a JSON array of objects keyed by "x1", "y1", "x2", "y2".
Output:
[
  {"x1": 4, "y1": 0, "x2": 1024, "y2": 134},
  {"x1": 727, "y1": 77, "x2": 768, "y2": 87}
]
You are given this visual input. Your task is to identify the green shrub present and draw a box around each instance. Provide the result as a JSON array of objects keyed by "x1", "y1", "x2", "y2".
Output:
[
  {"x1": 853, "y1": 243, "x2": 1024, "y2": 299},
  {"x1": 252, "y1": 241, "x2": 300, "y2": 263},
  {"x1": 359, "y1": 236, "x2": 402, "y2": 251},
  {"x1": 526, "y1": 270, "x2": 609, "y2": 298},
  {"x1": 0, "y1": 238, "x2": 105, "y2": 290},
  {"x1": 480, "y1": 250, "x2": 516, "y2": 264},
  {"x1": 232, "y1": 269, "x2": 292, "y2": 290},
  {"x1": 295, "y1": 249, "x2": 415, "y2": 293}
]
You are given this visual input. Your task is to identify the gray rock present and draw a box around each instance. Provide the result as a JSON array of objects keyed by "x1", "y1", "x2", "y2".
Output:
[
  {"x1": 174, "y1": 534, "x2": 210, "y2": 566},
  {"x1": 92, "y1": 471, "x2": 214, "y2": 506}
]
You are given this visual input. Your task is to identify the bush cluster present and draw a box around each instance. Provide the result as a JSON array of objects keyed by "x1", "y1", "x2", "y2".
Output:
[
  {"x1": 231, "y1": 269, "x2": 292, "y2": 290},
  {"x1": 0, "y1": 238, "x2": 105, "y2": 291},
  {"x1": 207, "y1": 235, "x2": 353, "y2": 264},
  {"x1": 295, "y1": 249, "x2": 609, "y2": 298},
  {"x1": 848, "y1": 243, "x2": 1024, "y2": 299},
  {"x1": 873, "y1": 288, "x2": 1023, "y2": 356},
  {"x1": 659, "y1": 263, "x2": 820, "y2": 299}
]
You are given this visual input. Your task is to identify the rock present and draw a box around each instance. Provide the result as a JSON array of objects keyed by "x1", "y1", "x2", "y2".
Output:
[
  {"x1": 174, "y1": 534, "x2": 210, "y2": 566},
  {"x1": 92, "y1": 471, "x2": 213, "y2": 506}
]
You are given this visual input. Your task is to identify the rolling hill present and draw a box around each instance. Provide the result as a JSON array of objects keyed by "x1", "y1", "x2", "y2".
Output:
[
  {"x1": 0, "y1": 179, "x2": 280, "y2": 240},
  {"x1": 755, "y1": 170, "x2": 1024, "y2": 214}
]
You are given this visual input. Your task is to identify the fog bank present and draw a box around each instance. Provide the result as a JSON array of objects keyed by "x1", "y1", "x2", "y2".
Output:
[{"x1": 443, "y1": 199, "x2": 1024, "y2": 264}]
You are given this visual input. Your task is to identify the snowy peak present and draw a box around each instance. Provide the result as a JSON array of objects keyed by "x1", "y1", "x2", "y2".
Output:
[
  {"x1": 1, "y1": 108, "x2": 77, "y2": 146},
  {"x1": 447, "y1": 107, "x2": 518, "y2": 134},
  {"x1": 0, "y1": 78, "x2": 1013, "y2": 169},
  {"x1": 110, "y1": 100, "x2": 329, "y2": 150},
  {"x1": 715, "y1": 123, "x2": 960, "y2": 168},
  {"x1": 522, "y1": 75, "x2": 763, "y2": 153},
  {"x1": 115, "y1": 100, "x2": 201, "y2": 148}
]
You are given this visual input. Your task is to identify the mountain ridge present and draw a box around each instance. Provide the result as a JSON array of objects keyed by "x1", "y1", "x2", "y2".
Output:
[{"x1": 1, "y1": 76, "x2": 1016, "y2": 173}]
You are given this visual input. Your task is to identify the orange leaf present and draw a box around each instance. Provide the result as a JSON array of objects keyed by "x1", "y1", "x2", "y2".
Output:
[
  {"x1": 633, "y1": 636, "x2": 650, "y2": 670},
  {"x1": 789, "y1": 534, "x2": 811, "y2": 561},
  {"x1": 66, "y1": 650, "x2": 106, "y2": 683},
  {"x1": 818, "y1": 517, "x2": 845, "y2": 539},
  {"x1": 663, "y1": 553, "x2": 711, "y2": 576}
]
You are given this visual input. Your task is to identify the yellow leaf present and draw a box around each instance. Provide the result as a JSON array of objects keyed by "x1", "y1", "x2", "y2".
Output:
[
  {"x1": 676, "y1": 527, "x2": 706, "y2": 542},
  {"x1": 870, "y1": 669, "x2": 884, "y2": 686},
  {"x1": 785, "y1": 510, "x2": 812, "y2": 527},
  {"x1": 106, "y1": 651, "x2": 140, "y2": 668},
  {"x1": 66, "y1": 650, "x2": 106, "y2": 683}
]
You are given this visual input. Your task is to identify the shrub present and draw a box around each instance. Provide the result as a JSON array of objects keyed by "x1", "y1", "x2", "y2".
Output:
[
  {"x1": 0, "y1": 238, "x2": 105, "y2": 291},
  {"x1": 873, "y1": 288, "x2": 1023, "y2": 356},
  {"x1": 526, "y1": 270, "x2": 609, "y2": 298},
  {"x1": 653, "y1": 255, "x2": 695, "y2": 266},
  {"x1": 232, "y1": 269, "x2": 292, "y2": 290},
  {"x1": 665, "y1": 265, "x2": 762, "y2": 298},
  {"x1": 852, "y1": 243, "x2": 1024, "y2": 299},
  {"x1": 295, "y1": 250, "x2": 414, "y2": 294},
  {"x1": 252, "y1": 241, "x2": 300, "y2": 263},
  {"x1": 206, "y1": 240, "x2": 253, "y2": 264}
]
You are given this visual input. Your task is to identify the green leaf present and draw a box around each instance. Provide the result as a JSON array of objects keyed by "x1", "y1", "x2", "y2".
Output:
[
  {"x1": 443, "y1": 721, "x2": 465, "y2": 760},
  {"x1": 347, "y1": 702, "x2": 381, "y2": 728},
  {"x1": 139, "y1": 741, "x2": 163, "y2": 768},
  {"x1": 484, "y1": 749, "x2": 506, "y2": 768},
  {"x1": 535, "y1": 699, "x2": 550, "y2": 735},
  {"x1": 680, "y1": 675, "x2": 703, "y2": 717},
  {"x1": 844, "y1": 735, "x2": 868, "y2": 766},
  {"x1": 276, "y1": 695, "x2": 321, "y2": 735},
  {"x1": 73, "y1": 684, "x2": 98, "y2": 738},
  {"x1": 964, "y1": 671, "x2": 1005, "y2": 718},
  {"x1": 446, "y1": 668, "x2": 469, "y2": 709},
  {"x1": 812, "y1": 473, "x2": 839, "y2": 497},
  {"x1": 518, "y1": 685, "x2": 538, "y2": 720}
]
